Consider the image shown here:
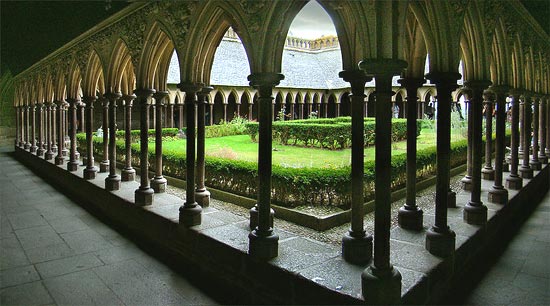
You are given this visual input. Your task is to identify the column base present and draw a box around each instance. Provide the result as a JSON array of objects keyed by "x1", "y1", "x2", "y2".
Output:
[
  {"x1": 61, "y1": 149, "x2": 69, "y2": 157},
  {"x1": 505, "y1": 175, "x2": 523, "y2": 190},
  {"x1": 248, "y1": 230, "x2": 279, "y2": 260},
  {"x1": 121, "y1": 167, "x2": 136, "y2": 181},
  {"x1": 488, "y1": 186, "x2": 508, "y2": 204},
  {"x1": 249, "y1": 205, "x2": 274, "y2": 230},
  {"x1": 195, "y1": 188, "x2": 211, "y2": 207},
  {"x1": 398, "y1": 206, "x2": 423, "y2": 230},
  {"x1": 361, "y1": 265, "x2": 402, "y2": 305},
  {"x1": 99, "y1": 161, "x2": 109, "y2": 173},
  {"x1": 481, "y1": 167, "x2": 495, "y2": 180},
  {"x1": 67, "y1": 160, "x2": 79, "y2": 172},
  {"x1": 54, "y1": 156, "x2": 64, "y2": 165},
  {"x1": 448, "y1": 190, "x2": 456, "y2": 208},
  {"x1": 37, "y1": 148, "x2": 45, "y2": 156},
  {"x1": 75, "y1": 151, "x2": 80, "y2": 160},
  {"x1": 105, "y1": 175, "x2": 121, "y2": 191},
  {"x1": 83, "y1": 166, "x2": 98, "y2": 180},
  {"x1": 425, "y1": 226, "x2": 456, "y2": 257},
  {"x1": 135, "y1": 187, "x2": 154, "y2": 206},
  {"x1": 45, "y1": 151, "x2": 54, "y2": 160},
  {"x1": 519, "y1": 165, "x2": 534, "y2": 179},
  {"x1": 538, "y1": 154, "x2": 548, "y2": 164},
  {"x1": 151, "y1": 176, "x2": 167, "y2": 193},
  {"x1": 463, "y1": 202, "x2": 488, "y2": 225},
  {"x1": 530, "y1": 160, "x2": 542, "y2": 170},
  {"x1": 341, "y1": 232, "x2": 373, "y2": 264},
  {"x1": 24, "y1": 143, "x2": 30, "y2": 150},
  {"x1": 52, "y1": 145, "x2": 58, "y2": 153},
  {"x1": 461, "y1": 175, "x2": 472, "y2": 191},
  {"x1": 30, "y1": 146, "x2": 37, "y2": 154},
  {"x1": 179, "y1": 202, "x2": 202, "y2": 226}
]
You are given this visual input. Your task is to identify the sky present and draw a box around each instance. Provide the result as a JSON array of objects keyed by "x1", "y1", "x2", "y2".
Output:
[{"x1": 287, "y1": 1, "x2": 337, "y2": 39}]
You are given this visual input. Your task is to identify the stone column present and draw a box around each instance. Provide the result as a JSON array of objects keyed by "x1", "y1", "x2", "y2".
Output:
[
  {"x1": 134, "y1": 89, "x2": 155, "y2": 205},
  {"x1": 481, "y1": 91, "x2": 495, "y2": 180},
  {"x1": 506, "y1": 90, "x2": 523, "y2": 190},
  {"x1": 196, "y1": 86, "x2": 213, "y2": 207},
  {"x1": 178, "y1": 103, "x2": 184, "y2": 130},
  {"x1": 247, "y1": 73, "x2": 284, "y2": 260},
  {"x1": 62, "y1": 101, "x2": 69, "y2": 157},
  {"x1": 463, "y1": 80, "x2": 491, "y2": 225},
  {"x1": 546, "y1": 96, "x2": 550, "y2": 158},
  {"x1": 83, "y1": 96, "x2": 98, "y2": 179},
  {"x1": 45, "y1": 102, "x2": 55, "y2": 160},
  {"x1": 168, "y1": 103, "x2": 174, "y2": 128},
  {"x1": 30, "y1": 104, "x2": 37, "y2": 153},
  {"x1": 36, "y1": 103, "x2": 45, "y2": 156},
  {"x1": 66, "y1": 98, "x2": 80, "y2": 172},
  {"x1": 519, "y1": 94, "x2": 534, "y2": 178},
  {"x1": 461, "y1": 90, "x2": 473, "y2": 190},
  {"x1": 519, "y1": 101, "x2": 524, "y2": 157},
  {"x1": 99, "y1": 98, "x2": 110, "y2": 173},
  {"x1": 23, "y1": 105, "x2": 30, "y2": 150},
  {"x1": 538, "y1": 97, "x2": 547, "y2": 164},
  {"x1": 397, "y1": 78, "x2": 425, "y2": 230},
  {"x1": 339, "y1": 70, "x2": 373, "y2": 264},
  {"x1": 425, "y1": 72, "x2": 460, "y2": 257},
  {"x1": 121, "y1": 95, "x2": 136, "y2": 181},
  {"x1": 55, "y1": 100, "x2": 65, "y2": 165},
  {"x1": 14, "y1": 106, "x2": 20, "y2": 148},
  {"x1": 51, "y1": 102, "x2": 58, "y2": 154},
  {"x1": 151, "y1": 91, "x2": 168, "y2": 193},
  {"x1": 359, "y1": 60, "x2": 406, "y2": 304},
  {"x1": 17, "y1": 106, "x2": 23, "y2": 147},
  {"x1": 105, "y1": 92, "x2": 122, "y2": 191},
  {"x1": 177, "y1": 83, "x2": 202, "y2": 226},
  {"x1": 530, "y1": 96, "x2": 541, "y2": 170},
  {"x1": 79, "y1": 102, "x2": 85, "y2": 133},
  {"x1": 488, "y1": 85, "x2": 509, "y2": 204}
]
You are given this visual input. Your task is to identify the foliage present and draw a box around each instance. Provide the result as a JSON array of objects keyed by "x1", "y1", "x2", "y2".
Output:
[{"x1": 205, "y1": 115, "x2": 249, "y2": 138}]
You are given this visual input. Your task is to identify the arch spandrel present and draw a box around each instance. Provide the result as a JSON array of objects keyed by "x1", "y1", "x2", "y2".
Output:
[
  {"x1": 137, "y1": 21, "x2": 177, "y2": 90},
  {"x1": 82, "y1": 50, "x2": 106, "y2": 97},
  {"x1": 106, "y1": 39, "x2": 136, "y2": 94}
]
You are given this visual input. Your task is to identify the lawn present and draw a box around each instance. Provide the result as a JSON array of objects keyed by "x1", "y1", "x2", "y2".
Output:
[{"x1": 158, "y1": 126, "x2": 467, "y2": 169}]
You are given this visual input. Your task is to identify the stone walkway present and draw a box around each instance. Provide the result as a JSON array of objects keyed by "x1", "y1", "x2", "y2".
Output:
[
  {"x1": 0, "y1": 148, "x2": 219, "y2": 306},
  {"x1": 462, "y1": 188, "x2": 550, "y2": 305}
]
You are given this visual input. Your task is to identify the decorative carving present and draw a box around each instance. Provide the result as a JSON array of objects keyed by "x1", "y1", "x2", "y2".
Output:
[{"x1": 239, "y1": 0, "x2": 270, "y2": 33}]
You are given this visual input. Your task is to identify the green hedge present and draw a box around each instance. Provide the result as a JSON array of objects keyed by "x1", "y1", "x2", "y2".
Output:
[
  {"x1": 114, "y1": 128, "x2": 180, "y2": 142},
  {"x1": 245, "y1": 118, "x2": 420, "y2": 150}
]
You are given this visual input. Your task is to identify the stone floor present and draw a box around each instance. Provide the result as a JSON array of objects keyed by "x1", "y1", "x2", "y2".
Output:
[{"x1": 0, "y1": 148, "x2": 219, "y2": 305}]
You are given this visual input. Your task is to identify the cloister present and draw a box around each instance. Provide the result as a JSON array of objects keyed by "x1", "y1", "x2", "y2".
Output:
[{"x1": 7, "y1": 0, "x2": 550, "y2": 304}]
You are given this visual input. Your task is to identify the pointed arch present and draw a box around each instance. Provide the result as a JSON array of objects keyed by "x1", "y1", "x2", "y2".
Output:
[
  {"x1": 106, "y1": 38, "x2": 135, "y2": 94},
  {"x1": 67, "y1": 58, "x2": 82, "y2": 100},
  {"x1": 82, "y1": 50, "x2": 105, "y2": 97},
  {"x1": 137, "y1": 21, "x2": 176, "y2": 89}
]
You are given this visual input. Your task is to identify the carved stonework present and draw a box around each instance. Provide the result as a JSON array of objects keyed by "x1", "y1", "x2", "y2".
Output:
[
  {"x1": 239, "y1": 0, "x2": 270, "y2": 33},
  {"x1": 155, "y1": 1, "x2": 197, "y2": 49}
]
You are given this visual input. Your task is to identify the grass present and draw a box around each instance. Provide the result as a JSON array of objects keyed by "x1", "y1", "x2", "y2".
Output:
[{"x1": 157, "y1": 126, "x2": 467, "y2": 169}]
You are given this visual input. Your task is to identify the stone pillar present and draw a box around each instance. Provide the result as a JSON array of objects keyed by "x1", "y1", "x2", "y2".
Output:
[
  {"x1": 168, "y1": 103, "x2": 174, "y2": 128},
  {"x1": 105, "y1": 92, "x2": 122, "y2": 191},
  {"x1": 121, "y1": 95, "x2": 136, "y2": 181},
  {"x1": 67, "y1": 98, "x2": 80, "y2": 172},
  {"x1": 339, "y1": 70, "x2": 373, "y2": 264},
  {"x1": 538, "y1": 97, "x2": 547, "y2": 164},
  {"x1": 45, "y1": 102, "x2": 55, "y2": 160},
  {"x1": 397, "y1": 78, "x2": 425, "y2": 230},
  {"x1": 51, "y1": 103, "x2": 58, "y2": 154},
  {"x1": 15, "y1": 106, "x2": 20, "y2": 148},
  {"x1": 30, "y1": 104, "x2": 37, "y2": 153},
  {"x1": 481, "y1": 91, "x2": 495, "y2": 180},
  {"x1": 463, "y1": 80, "x2": 491, "y2": 225},
  {"x1": 247, "y1": 73, "x2": 283, "y2": 260},
  {"x1": 178, "y1": 103, "x2": 184, "y2": 130},
  {"x1": 23, "y1": 105, "x2": 30, "y2": 150},
  {"x1": 83, "y1": 96, "x2": 98, "y2": 179},
  {"x1": 17, "y1": 106, "x2": 23, "y2": 147},
  {"x1": 178, "y1": 83, "x2": 203, "y2": 226},
  {"x1": 79, "y1": 102, "x2": 85, "y2": 133},
  {"x1": 151, "y1": 91, "x2": 168, "y2": 193},
  {"x1": 134, "y1": 89, "x2": 155, "y2": 205},
  {"x1": 359, "y1": 60, "x2": 406, "y2": 304},
  {"x1": 488, "y1": 85, "x2": 509, "y2": 204},
  {"x1": 546, "y1": 96, "x2": 550, "y2": 158},
  {"x1": 506, "y1": 90, "x2": 523, "y2": 190},
  {"x1": 424, "y1": 72, "x2": 460, "y2": 257},
  {"x1": 461, "y1": 90, "x2": 473, "y2": 190},
  {"x1": 55, "y1": 100, "x2": 65, "y2": 165},
  {"x1": 519, "y1": 94, "x2": 534, "y2": 178},
  {"x1": 519, "y1": 101, "x2": 524, "y2": 157},
  {"x1": 196, "y1": 86, "x2": 213, "y2": 207},
  {"x1": 99, "y1": 98, "x2": 110, "y2": 173},
  {"x1": 530, "y1": 96, "x2": 541, "y2": 170},
  {"x1": 62, "y1": 101, "x2": 69, "y2": 157},
  {"x1": 36, "y1": 103, "x2": 45, "y2": 156}
]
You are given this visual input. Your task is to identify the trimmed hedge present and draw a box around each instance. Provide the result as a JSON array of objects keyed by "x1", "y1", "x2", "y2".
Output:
[
  {"x1": 115, "y1": 128, "x2": 180, "y2": 142},
  {"x1": 245, "y1": 118, "x2": 420, "y2": 150}
]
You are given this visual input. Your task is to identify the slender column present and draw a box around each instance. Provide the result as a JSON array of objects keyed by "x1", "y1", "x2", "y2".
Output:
[
  {"x1": 23, "y1": 105, "x2": 30, "y2": 150},
  {"x1": 79, "y1": 102, "x2": 85, "y2": 133},
  {"x1": 121, "y1": 95, "x2": 136, "y2": 181},
  {"x1": 36, "y1": 103, "x2": 45, "y2": 155},
  {"x1": 463, "y1": 80, "x2": 491, "y2": 225},
  {"x1": 538, "y1": 97, "x2": 547, "y2": 164},
  {"x1": 51, "y1": 103, "x2": 57, "y2": 154},
  {"x1": 17, "y1": 106, "x2": 24, "y2": 147},
  {"x1": 104, "y1": 92, "x2": 122, "y2": 191},
  {"x1": 519, "y1": 94, "x2": 534, "y2": 178},
  {"x1": 530, "y1": 96, "x2": 541, "y2": 170},
  {"x1": 55, "y1": 100, "x2": 65, "y2": 165},
  {"x1": 30, "y1": 104, "x2": 37, "y2": 153},
  {"x1": 424, "y1": 72, "x2": 460, "y2": 257},
  {"x1": 546, "y1": 96, "x2": 550, "y2": 158},
  {"x1": 481, "y1": 91, "x2": 495, "y2": 180},
  {"x1": 178, "y1": 103, "x2": 184, "y2": 130},
  {"x1": 506, "y1": 90, "x2": 523, "y2": 189},
  {"x1": 177, "y1": 83, "x2": 202, "y2": 225},
  {"x1": 99, "y1": 98, "x2": 109, "y2": 173},
  {"x1": 82, "y1": 96, "x2": 98, "y2": 179},
  {"x1": 195, "y1": 86, "x2": 213, "y2": 207},
  {"x1": 519, "y1": 101, "x2": 524, "y2": 157},
  {"x1": 66, "y1": 98, "x2": 80, "y2": 171},
  {"x1": 247, "y1": 73, "x2": 283, "y2": 260},
  {"x1": 151, "y1": 91, "x2": 169, "y2": 193},
  {"x1": 168, "y1": 103, "x2": 174, "y2": 128},
  {"x1": 62, "y1": 102, "x2": 69, "y2": 157},
  {"x1": 45, "y1": 102, "x2": 55, "y2": 160},
  {"x1": 461, "y1": 90, "x2": 473, "y2": 190},
  {"x1": 15, "y1": 106, "x2": 20, "y2": 148},
  {"x1": 397, "y1": 78, "x2": 425, "y2": 230},
  {"x1": 488, "y1": 85, "x2": 509, "y2": 204},
  {"x1": 339, "y1": 70, "x2": 373, "y2": 264},
  {"x1": 134, "y1": 89, "x2": 155, "y2": 205}
]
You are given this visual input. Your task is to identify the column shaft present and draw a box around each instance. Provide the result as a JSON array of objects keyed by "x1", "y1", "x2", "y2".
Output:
[
  {"x1": 30, "y1": 104, "x2": 37, "y2": 153},
  {"x1": 488, "y1": 86, "x2": 509, "y2": 204},
  {"x1": 481, "y1": 91, "x2": 494, "y2": 180},
  {"x1": 506, "y1": 91, "x2": 523, "y2": 189},
  {"x1": 530, "y1": 97, "x2": 541, "y2": 169},
  {"x1": 519, "y1": 95, "x2": 534, "y2": 178},
  {"x1": 67, "y1": 98, "x2": 80, "y2": 171},
  {"x1": 121, "y1": 96, "x2": 136, "y2": 181},
  {"x1": 196, "y1": 87, "x2": 213, "y2": 207},
  {"x1": 539, "y1": 98, "x2": 547, "y2": 163},
  {"x1": 83, "y1": 97, "x2": 98, "y2": 179},
  {"x1": 55, "y1": 101, "x2": 65, "y2": 165},
  {"x1": 151, "y1": 91, "x2": 168, "y2": 193},
  {"x1": 100, "y1": 99, "x2": 109, "y2": 173},
  {"x1": 134, "y1": 89, "x2": 155, "y2": 205}
]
